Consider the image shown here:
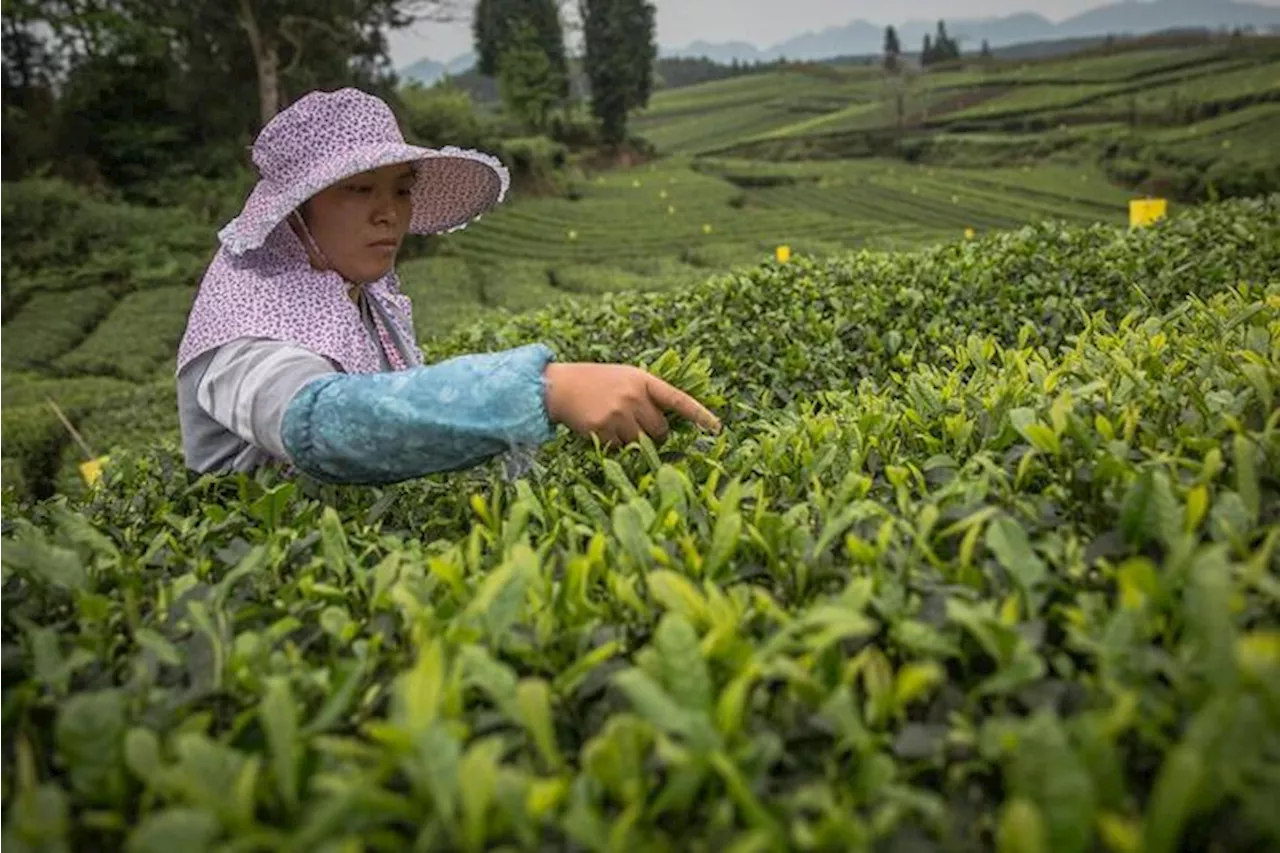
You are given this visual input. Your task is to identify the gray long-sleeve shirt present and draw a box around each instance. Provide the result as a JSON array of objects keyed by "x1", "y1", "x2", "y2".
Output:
[{"x1": 176, "y1": 286, "x2": 419, "y2": 474}]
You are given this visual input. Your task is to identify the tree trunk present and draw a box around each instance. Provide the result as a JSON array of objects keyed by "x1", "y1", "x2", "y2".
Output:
[{"x1": 237, "y1": 0, "x2": 281, "y2": 127}]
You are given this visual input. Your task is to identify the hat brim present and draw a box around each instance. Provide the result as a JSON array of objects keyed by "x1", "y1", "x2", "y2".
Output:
[{"x1": 218, "y1": 143, "x2": 510, "y2": 255}]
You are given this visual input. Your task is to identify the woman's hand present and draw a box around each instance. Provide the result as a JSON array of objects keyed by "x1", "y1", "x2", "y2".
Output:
[{"x1": 543, "y1": 362, "x2": 722, "y2": 448}]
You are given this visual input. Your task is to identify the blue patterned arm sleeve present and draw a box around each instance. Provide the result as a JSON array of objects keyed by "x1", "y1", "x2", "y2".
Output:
[{"x1": 279, "y1": 343, "x2": 558, "y2": 485}]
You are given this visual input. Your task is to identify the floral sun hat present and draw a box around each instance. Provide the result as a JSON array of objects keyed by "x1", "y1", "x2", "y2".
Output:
[
  {"x1": 219, "y1": 87, "x2": 510, "y2": 254},
  {"x1": 176, "y1": 88, "x2": 510, "y2": 377}
]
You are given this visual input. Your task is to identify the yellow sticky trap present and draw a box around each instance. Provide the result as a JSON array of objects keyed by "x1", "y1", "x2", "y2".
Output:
[
  {"x1": 965, "y1": 227, "x2": 975, "y2": 240},
  {"x1": 1129, "y1": 198, "x2": 1168, "y2": 228},
  {"x1": 79, "y1": 457, "x2": 106, "y2": 487},
  {"x1": 776, "y1": 245, "x2": 791, "y2": 263},
  {"x1": 702, "y1": 224, "x2": 712, "y2": 234}
]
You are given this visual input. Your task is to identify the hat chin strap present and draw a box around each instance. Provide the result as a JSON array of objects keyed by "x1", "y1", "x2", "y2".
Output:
[
  {"x1": 290, "y1": 210, "x2": 363, "y2": 301},
  {"x1": 290, "y1": 210, "x2": 332, "y2": 270}
]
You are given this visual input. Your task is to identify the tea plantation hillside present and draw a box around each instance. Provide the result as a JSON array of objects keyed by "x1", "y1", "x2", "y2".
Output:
[
  {"x1": 0, "y1": 157, "x2": 1134, "y2": 503},
  {"x1": 630, "y1": 36, "x2": 1280, "y2": 205},
  {"x1": 3, "y1": 197, "x2": 1279, "y2": 852}
]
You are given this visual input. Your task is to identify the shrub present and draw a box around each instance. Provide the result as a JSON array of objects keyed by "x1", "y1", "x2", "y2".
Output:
[
  {"x1": 397, "y1": 83, "x2": 501, "y2": 153},
  {"x1": 0, "y1": 376, "x2": 140, "y2": 501},
  {"x1": 395, "y1": 257, "x2": 490, "y2": 340},
  {"x1": 427, "y1": 197, "x2": 1279, "y2": 405},
  {"x1": 0, "y1": 456, "x2": 28, "y2": 500},
  {"x1": 54, "y1": 287, "x2": 194, "y2": 381},
  {"x1": 0, "y1": 177, "x2": 213, "y2": 318},
  {"x1": 497, "y1": 136, "x2": 571, "y2": 193},
  {"x1": 50, "y1": 381, "x2": 179, "y2": 499},
  {"x1": 0, "y1": 405, "x2": 64, "y2": 501},
  {"x1": 0, "y1": 287, "x2": 118, "y2": 370}
]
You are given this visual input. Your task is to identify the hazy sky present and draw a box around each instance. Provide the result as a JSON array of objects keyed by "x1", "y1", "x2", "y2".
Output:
[{"x1": 385, "y1": 0, "x2": 1280, "y2": 68}]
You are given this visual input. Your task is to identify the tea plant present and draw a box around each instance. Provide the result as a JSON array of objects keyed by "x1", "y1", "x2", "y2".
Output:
[{"x1": 2, "y1": 195, "x2": 1278, "y2": 852}]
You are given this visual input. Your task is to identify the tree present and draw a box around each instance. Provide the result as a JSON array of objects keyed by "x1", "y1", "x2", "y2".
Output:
[
  {"x1": 6, "y1": 0, "x2": 457, "y2": 128},
  {"x1": 235, "y1": 0, "x2": 457, "y2": 127},
  {"x1": 980, "y1": 38, "x2": 991, "y2": 59},
  {"x1": 0, "y1": 0, "x2": 459, "y2": 187},
  {"x1": 474, "y1": 0, "x2": 569, "y2": 104},
  {"x1": 933, "y1": 19, "x2": 959, "y2": 63},
  {"x1": 496, "y1": 17, "x2": 561, "y2": 131},
  {"x1": 579, "y1": 0, "x2": 656, "y2": 146},
  {"x1": 921, "y1": 34, "x2": 933, "y2": 66},
  {"x1": 883, "y1": 25, "x2": 900, "y2": 72},
  {"x1": 2, "y1": 0, "x2": 62, "y2": 179}
]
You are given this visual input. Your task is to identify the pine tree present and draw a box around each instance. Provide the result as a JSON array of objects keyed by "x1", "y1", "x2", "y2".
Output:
[
  {"x1": 922, "y1": 34, "x2": 933, "y2": 66},
  {"x1": 883, "y1": 25, "x2": 901, "y2": 72},
  {"x1": 934, "y1": 20, "x2": 957, "y2": 62},
  {"x1": 580, "y1": 0, "x2": 657, "y2": 146},
  {"x1": 980, "y1": 38, "x2": 992, "y2": 59}
]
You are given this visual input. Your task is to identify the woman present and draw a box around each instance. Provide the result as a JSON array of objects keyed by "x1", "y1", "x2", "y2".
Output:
[{"x1": 176, "y1": 87, "x2": 720, "y2": 485}]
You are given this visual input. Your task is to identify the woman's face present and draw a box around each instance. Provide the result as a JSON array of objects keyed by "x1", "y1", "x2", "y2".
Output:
[{"x1": 297, "y1": 163, "x2": 416, "y2": 284}]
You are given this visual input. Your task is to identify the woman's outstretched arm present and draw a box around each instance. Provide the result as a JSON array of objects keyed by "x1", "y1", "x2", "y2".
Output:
[{"x1": 190, "y1": 337, "x2": 558, "y2": 484}]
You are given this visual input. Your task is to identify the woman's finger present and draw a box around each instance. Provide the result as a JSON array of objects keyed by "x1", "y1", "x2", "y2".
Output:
[
  {"x1": 644, "y1": 375, "x2": 721, "y2": 432},
  {"x1": 633, "y1": 400, "x2": 671, "y2": 445}
]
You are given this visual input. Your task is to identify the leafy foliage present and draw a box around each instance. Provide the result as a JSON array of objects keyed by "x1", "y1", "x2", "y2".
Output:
[
  {"x1": 580, "y1": 0, "x2": 658, "y2": 145},
  {"x1": 497, "y1": 22, "x2": 567, "y2": 135},
  {"x1": 0, "y1": 177, "x2": 212, "y2": 318},
  {"x1": 53, "y1": 287, "x2": 195, "y2": 382},
  {"x1": 2, "y1": 196, "x2": 1278, "y2": 851},
  {"x1": 0, "y1": 288, "x2": 118, "y2": 371},
  {"x1": 1, "y1": 0, "x2": 449, "y2": 192}
]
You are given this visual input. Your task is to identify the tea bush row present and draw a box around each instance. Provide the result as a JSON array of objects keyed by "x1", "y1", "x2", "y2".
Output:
[
  {"x1": 0, "y1": 178, "x2": 212, "y2": 317},
  {"x1": 2, "y1": 235, "x2": 1277, "y2": 850},
  {"x1": 53, "y1": 287, "x2": 197, "y2": 383},
  {"x1": 423, "y1": 195, "x2": 1279, "y2": 409},
  {"x1": 0, "y1": 287, "x2": 118, "y2": 371}
]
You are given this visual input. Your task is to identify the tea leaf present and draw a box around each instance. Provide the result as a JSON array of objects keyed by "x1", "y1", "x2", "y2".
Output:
[
  {"x1": 985, "y1": 516, "x2": 1049, "y2": 614},
  {"x1": 126, "y1": 808, "x2": 221, "y2": 853},
  {"x1": 1119, "y1": 467, "x2": 1180, "y2": 547},
  {"x1": 655, "y1": 612, "x2": 713, "y2": 712},
  {"x1": 260, "y1": 677, "x2": 300, "y2": 811},
  {"x1": 1005, "y1": 713, "x2": 1096, "y2": 853}
]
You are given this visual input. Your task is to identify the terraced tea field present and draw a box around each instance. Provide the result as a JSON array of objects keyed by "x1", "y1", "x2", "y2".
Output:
[
  {"x1": 633, "y1": 39, "x2": 1280, "y2": 155},
  {"x1": 439, "y1": 158, "x2": 1131, "y2": 265}
]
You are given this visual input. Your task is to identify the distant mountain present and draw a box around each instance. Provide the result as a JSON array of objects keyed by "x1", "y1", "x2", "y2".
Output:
[
  {"x1": 660, "y1": 40, "x2": 765, "y2": 65},
  {"x1": 660, "y1": 0, "x2": 1280, "y2": 63},
  {"x1": 399, "y1": 51, "x2": 476, "y2": 86}
]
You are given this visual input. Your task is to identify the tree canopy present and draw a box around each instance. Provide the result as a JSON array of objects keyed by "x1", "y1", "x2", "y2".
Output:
[{"x1": 579, "y1": 0, "x2": 656, "y2": 146}]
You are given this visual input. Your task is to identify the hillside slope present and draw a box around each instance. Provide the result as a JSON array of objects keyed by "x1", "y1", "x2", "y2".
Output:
[
  {"x1": 633, "y1": 38, "x2": 1280, "y2": 165},
  {"x1": 661, "y1": 0, "x2": 1280, "y2": 63}
]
